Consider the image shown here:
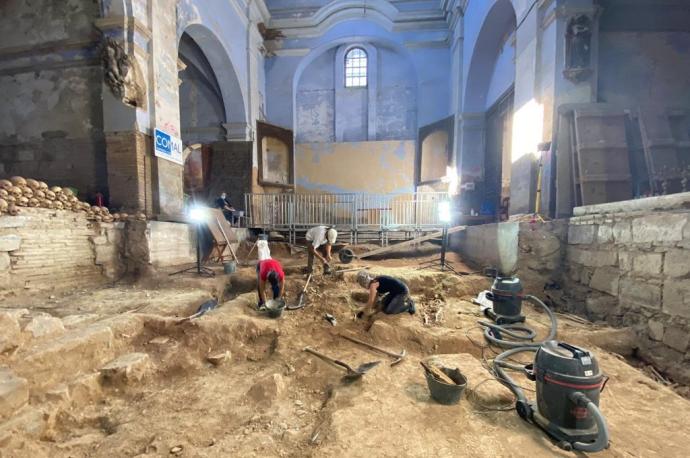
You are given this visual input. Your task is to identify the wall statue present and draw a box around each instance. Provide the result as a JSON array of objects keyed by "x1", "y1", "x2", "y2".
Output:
[
  {"x1": 101, "y1": 37, "x2": 147, "y2": 109},
  {"x1": 564, "y1": 15, "x2": 593, "y2": 82}
]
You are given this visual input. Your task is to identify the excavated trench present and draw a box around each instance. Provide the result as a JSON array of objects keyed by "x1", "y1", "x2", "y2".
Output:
[{"x1": 1, "y1": 248, "x2": 690, "y2": 457}]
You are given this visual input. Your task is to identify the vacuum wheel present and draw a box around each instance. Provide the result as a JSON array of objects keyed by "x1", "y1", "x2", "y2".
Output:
[{"x1": 339, "y1": 248, "x2": 355, "y2": 264}]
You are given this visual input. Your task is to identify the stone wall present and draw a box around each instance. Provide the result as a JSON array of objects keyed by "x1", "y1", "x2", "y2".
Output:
[
  {"x1": 452, "y1": 194, "x2": 690, "y2": 384},
  {"x1": 0, "y1": 209, "x2": 125, "y2": 295},
  {"x1": 563, "y1": 207, "x2": 690, "y2": 383}
]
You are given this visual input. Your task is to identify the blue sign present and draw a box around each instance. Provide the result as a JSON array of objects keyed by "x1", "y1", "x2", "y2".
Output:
[{"x1": 154, "y1": 128, "x2": 183, "y2": 165}]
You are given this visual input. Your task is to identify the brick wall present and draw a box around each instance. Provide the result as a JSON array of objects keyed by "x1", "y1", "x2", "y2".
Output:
[
  {"x1": 208, "y1": 141, "x2": 253, "y2": 210},
  {"x1": 0, "y1": 208, "x2": 125, "y2": 295},
  {"x1": 0, "y1": 210, "x2": 203, "y2": 296},
  {"x1": 105, "y1": 131, "x2": 154, "y2": 214}
]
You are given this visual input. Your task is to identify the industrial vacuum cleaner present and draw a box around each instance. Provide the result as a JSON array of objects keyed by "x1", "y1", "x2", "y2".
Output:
[{"x1": 475, "y1": 269, "x2": 610, "y2": 452}]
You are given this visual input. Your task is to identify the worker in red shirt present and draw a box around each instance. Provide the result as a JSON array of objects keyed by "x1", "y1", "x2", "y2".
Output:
[{"x1": 257, "y1": 258, "x2": 285, "y2": 309}]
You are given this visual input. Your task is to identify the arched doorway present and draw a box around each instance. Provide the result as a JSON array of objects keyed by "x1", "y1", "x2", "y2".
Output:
[
  {"x1": 177, "y1": 25, "x2": 248, "y2": 210},
  {"x1": 462, "y1": 0, "x2": 516, "y2": 219}
]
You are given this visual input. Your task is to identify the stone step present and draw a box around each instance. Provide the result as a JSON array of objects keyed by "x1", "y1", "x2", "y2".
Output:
[{"x1": 100, "y1": 352, "x2": 152, "y2": 386}]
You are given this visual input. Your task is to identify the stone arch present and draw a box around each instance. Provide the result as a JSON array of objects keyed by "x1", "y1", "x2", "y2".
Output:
[
  {"x1": 179, "y1": 24, "x2": 247, "y2": 128},
  {"x1": 463, "y1": 0, "x2": 517, "y2": 113}
]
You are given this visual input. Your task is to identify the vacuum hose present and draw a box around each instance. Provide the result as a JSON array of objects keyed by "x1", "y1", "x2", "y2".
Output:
[
  {"x1": 569, "y1": 392, "x2": 610, "y2": 453},
  {"x1": 480, "y1": 295, "x2": 558, "y2": 348}
]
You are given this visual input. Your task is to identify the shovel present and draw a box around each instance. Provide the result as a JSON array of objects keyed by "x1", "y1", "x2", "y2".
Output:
[
  {"x1": 287, "y1": 273, "x2": 312, "y2": 310},
  {"x1": 303, "y1": 347, "x2": 380, "y2": 383}
]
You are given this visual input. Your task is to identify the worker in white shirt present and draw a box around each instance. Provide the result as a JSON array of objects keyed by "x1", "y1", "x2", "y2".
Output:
[{"x1": 305, "y1": 225, "x2": 337, "y2": 274}]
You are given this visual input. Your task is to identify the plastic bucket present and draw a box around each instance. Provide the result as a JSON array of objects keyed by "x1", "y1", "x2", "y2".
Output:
[
  {"x1": 424, "y1": 367, "x2": 467, "y2": 405},
  {"x1": 223, "y1": 261, "x2": 237, "y2": 274}
]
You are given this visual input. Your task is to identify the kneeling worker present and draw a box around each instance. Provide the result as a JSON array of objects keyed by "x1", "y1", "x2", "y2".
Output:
[
  {"x1": 356, "y1": 270, "x2": 416, "y2": 318},
  {"x1": 257, "y1": 258, "x2": 285, "y2": 309},
  {"x1": 305, "y1": 225, "x2": 337, "y2": 274}
]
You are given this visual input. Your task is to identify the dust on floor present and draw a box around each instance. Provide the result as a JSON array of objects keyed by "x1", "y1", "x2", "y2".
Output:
[{"x1": 1, "y1": 255, "x2": 689, "y2": 458}]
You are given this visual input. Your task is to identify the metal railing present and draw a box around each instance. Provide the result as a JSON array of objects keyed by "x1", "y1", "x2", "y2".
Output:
[{"x1": 245, "y1": 192, "x2": 448, "y2": 231}]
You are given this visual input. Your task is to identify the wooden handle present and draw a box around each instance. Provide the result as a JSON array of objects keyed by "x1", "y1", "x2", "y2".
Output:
[{"x1": 420, "y1": 361, "x2": 455, "y2": 385}]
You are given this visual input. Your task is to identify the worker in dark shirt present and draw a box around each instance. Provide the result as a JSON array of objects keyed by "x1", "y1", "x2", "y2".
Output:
[
  {"x1": 356, "y1": 270, "x2": 415, "y2": 319},
  {"x1": 215, "y1": 192, "x2": 236, "y2": 224},
  {"x1": 257, "y1": 258, "x2": 285, "y2": 309}
]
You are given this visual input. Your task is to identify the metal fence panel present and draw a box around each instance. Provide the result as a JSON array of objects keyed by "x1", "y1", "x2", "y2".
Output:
[{"x1": 245, "y1": 192, "x2": 448, "y2": 231}]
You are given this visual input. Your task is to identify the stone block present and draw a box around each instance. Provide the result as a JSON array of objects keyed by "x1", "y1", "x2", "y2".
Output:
[
  {"x1": 0, "y1": 368, "x2": 29, "y2": 420},
  {"x1": 619, "y1": 252, "x2": 633, "y2": 271},
  {"x1": 0, "y1": 312, "x2": 21, "y2": 353},
  {"x1": 568, "y1": 224, "x2": 596, "y2": 244},
  {"x1": 632, "y1": 252, "x2": 663, "y2": 276},
  {"x1": 663, "y1": 282, "x2": 690, "y2": 318},
  {"x1": 0, "y1": 235, "x2": 21, "y2": 252},
  {"x1": 100, "y1": 352, "x2": 152, "y2": 386},
  {"x1": 648, "y1": 320, "x2": 664, "y2": 341},
  {"x1": 0, "y1": 216, "x2": 27, "y2": 228},
  {"x1": 662, "y1": 326, "x2": 690, "y2": 353},
  {"x1": 632, "y1": 214, "x2": 686, "y2": 244},
  {"x1": 90, "y1": 235, "x2": 108, "y2": 246},
  {"x1": 585, "y1": 295, "x2": 618, "y2": 320},
  {"x1": 246, "y1": 373, "x2": 286, "y2": 407},
  {"x1": 589, "y1": 267, "x2": 621, "y2": 295},
  {"x1": 68, "y1": 373, "x2": 102, "y2": 406},
  {"x1": 613, "y1": 221, "x2": 632, "y2": 244},
  {"x1": 664, "y1": 249, "x2": 690, "y2": 278},
  {"x1": 620, "y1": 278, "x2": 662, "y2": 309},
  {"x1": 0, "y1": 252, "x2": 10, "y2": 271},
  {"x1": 24, "y1": 315, "x2": 65, "y2": 339},
  {"x1": 23, "y1": 324, "x2": 115, "y2": 390},
  {"x1": 567, "y1": 246, "x2": 617, "y2": 267},
  {"x1": 597, "y1": 224, "x2": 614, "y2": 243},
  {"x1": 45, "y1": 384, "x2": 70, "y2": 405}
]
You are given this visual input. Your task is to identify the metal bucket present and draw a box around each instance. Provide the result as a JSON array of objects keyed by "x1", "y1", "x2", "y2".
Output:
[
  {"x1": 424, "y1": 367, "x2": 467, "y2": 405},
  {"x1": 265, "y1": 299, "x2": 286, "y2": 318},
  {"x1": 223, "y1": 261, "x2": 237, "y2": 274}
]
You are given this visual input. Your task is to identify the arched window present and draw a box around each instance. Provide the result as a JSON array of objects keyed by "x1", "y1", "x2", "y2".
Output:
[{"x1": 345, "y1": 47, "x2": 367, "y2": 88}]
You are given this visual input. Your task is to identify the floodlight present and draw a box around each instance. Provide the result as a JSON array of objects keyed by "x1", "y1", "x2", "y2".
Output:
[
  {"x1": 438, "y1": 201, "x2": 452, "y2": 223},
  {"x1": 188, "y1": 205, "x2": 208, "y2": 223}
]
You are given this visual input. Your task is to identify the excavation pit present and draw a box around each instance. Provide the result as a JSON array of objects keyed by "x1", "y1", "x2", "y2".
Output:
[{"x1": 0, "y1": 244, "x2": 688, "y2": 457}]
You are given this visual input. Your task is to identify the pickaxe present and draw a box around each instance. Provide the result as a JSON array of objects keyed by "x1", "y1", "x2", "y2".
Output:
[
  {"x1": 339, "y1": 334, "x2": 406, "y2": 366},
  {"x1": 303, "y1": 347, "x2": 380, "y2": 383}
]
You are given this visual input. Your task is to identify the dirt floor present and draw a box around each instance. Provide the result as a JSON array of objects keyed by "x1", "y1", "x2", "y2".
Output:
[{"x1": 1, "y1": 242, "x2": 689, "y2": 457}]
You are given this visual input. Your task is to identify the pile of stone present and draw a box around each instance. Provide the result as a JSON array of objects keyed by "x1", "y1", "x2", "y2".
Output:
[{"x1": 0, "y1": 177, "x2": 146, "y2": 222}]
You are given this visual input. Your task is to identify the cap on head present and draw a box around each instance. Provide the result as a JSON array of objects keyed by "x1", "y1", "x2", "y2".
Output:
[
  {"x1": 326, "y1": 228, "x2": 337, "y2": 244},
  {"x1": 357, "y1": 270, "x2": 372, "y2": 289}
]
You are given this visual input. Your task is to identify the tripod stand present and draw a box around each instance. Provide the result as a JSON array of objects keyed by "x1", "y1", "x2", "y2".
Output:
[
  {"x1": 170, "y1": 222, "x2": 215, "y2": 277},
  {"x1": 418, "y1": 223, "x2": 459, "y2": 273}
]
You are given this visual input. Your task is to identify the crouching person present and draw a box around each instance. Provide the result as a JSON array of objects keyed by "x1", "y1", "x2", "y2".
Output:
[
  {"x1": 257, "y1": 258, "x2": 285, "y2": 309},
  {"x1": 356, "y1": 270, "x2": 416, "y2": 320}
]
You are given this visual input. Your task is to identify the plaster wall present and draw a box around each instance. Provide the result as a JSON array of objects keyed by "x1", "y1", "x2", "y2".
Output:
[
  {"x1": 295, "y1": 140, "x2": 415, "y2": 194},
  {"x1": 598, "y1": 32, "x2": 690, "y2": 112},
  {"x1": 294, "y1": 43, "x2": 416, "y2": 143},
  {"x1": 486, "y1": 33, "x2": 516, "y2": 110},
  {"x1": 0, "y1": 0, "x2": 105, "y2": 198}
]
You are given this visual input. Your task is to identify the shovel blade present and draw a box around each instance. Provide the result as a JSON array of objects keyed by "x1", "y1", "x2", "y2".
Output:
[{"x1": 355, "y1": 360, "x2": 381, "y2": 374}]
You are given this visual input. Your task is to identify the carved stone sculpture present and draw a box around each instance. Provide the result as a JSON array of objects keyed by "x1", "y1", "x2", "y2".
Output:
[
  {"x1": 101, "y1": 37, "x2": 146, "y2": 108},
  {"x1": 564, "y1": 15, "x2": 593, "y2": 83}
]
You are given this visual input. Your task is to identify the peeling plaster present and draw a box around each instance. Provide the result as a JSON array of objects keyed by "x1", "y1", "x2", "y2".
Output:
[{"x1": 295, "y1": 140, "x2": 415, "y2": 194}]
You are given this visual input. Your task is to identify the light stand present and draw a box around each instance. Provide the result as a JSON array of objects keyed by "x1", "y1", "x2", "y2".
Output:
[
  {"x1": 170, "y1": 206, "x2": 215, "y2": 277},
  {"x1": 419, "y1": 200, "x2": 459, "y2": 274}
]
